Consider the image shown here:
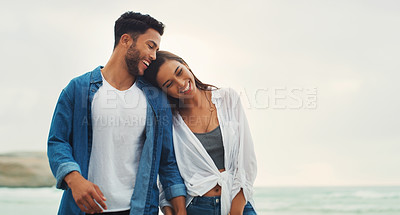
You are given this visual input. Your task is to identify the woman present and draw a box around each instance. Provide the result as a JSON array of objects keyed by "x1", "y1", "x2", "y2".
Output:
[{"x1": 144, "y1": 51, "x2": 257, "y2": 215}]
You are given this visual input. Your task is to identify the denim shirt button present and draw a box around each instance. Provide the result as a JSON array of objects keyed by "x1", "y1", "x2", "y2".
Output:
[{"x1": 91, "y1": 89, "x2": 95, "y2": 92}]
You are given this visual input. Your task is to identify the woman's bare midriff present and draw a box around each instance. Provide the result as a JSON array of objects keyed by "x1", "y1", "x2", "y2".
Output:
[{"x1": 203, "y1": 169, "x2": 225, "y2": 197}]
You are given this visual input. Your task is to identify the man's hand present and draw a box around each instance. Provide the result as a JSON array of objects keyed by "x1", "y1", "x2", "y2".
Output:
[{"x1": 64, "y1": 171, "x2": 107, "y2": 214}]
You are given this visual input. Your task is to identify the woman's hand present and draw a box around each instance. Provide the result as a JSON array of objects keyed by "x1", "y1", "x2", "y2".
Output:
[{"x1": 229, "y1": 189, "x2": 246, "y2": 215}]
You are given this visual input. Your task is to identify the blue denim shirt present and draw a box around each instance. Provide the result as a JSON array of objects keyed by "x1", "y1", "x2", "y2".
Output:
[{"x1": 47, "y1": 66, "x2": 186, "y2": 215}]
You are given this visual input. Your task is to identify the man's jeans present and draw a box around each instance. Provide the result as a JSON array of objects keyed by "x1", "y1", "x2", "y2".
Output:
[
  {"x1": 186, "y1": 196, "x2": 257, "y2": 215},
  {"x1": 91, "y1": 210, "x2": 130, "y2": 215}
]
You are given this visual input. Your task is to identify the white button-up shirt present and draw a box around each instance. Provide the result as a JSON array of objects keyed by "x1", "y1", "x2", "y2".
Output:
[{"x1": 160, "y1": 88, "x2": 257, "y2": 215}]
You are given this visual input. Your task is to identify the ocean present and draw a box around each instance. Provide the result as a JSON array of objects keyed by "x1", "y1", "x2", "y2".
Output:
[{"x1": 1, "y1": 186, "x2": 399, "y2": 215}]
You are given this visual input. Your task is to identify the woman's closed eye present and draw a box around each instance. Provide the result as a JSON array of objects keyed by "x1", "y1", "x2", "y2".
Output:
[
  {"x1": 166, "y1": 81, "x2": 173, "y2": 88},
  {"x1": 162, "y1": 80, "x2": 172, "y2": 88},
  {"x1": 176, "y1": 68, "x2": 183, "y2": 76},
  {"x1": 164, "y1": 69, "x2": 183, "y2": 88}
]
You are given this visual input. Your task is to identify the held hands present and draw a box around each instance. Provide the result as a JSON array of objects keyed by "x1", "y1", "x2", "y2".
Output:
[
  {"x1": 161, "y1": 205, "x2": 187, "y2": 215},
  {"x1": 65, "y1": 171, "x2": 107, "y2": 214},
  {"x1": 169, "y1": 196, "x2": 187, "y2": 215},
  {"x1": 162, "y1": 206, "x2": 174, "y2": 215}
]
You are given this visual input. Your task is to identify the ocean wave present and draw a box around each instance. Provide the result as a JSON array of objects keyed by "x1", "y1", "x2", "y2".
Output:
[
  {"x1": 352, "y1": 190, "x2": 400, "y2": 199},
  {"x1": 260, "y1": 202, "x2": 400, "y2": 213},
  {"x1": 314, "y1": 190, "x2": 400, "y2": 199},
  {"x1": 254, "y1": 187, "x2": 400, "y2": 213}
]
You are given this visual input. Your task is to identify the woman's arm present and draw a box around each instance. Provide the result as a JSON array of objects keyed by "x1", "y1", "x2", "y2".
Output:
[
  {"x1": 229, "y1": 189, "x2": 246, "y2": 215},
  {"x1": 230, "y1": 88, "x2": 257, "y2": 203}
]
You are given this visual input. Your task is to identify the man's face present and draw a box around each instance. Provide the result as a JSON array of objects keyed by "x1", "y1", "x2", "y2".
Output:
[{"x1": 125, "y1": 28, "x2": 161, "y2": 76}]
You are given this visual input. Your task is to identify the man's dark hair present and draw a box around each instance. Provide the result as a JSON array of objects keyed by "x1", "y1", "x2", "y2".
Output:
[{"x1": 114, "y1": 11, "x2": 165, "y2": 48}]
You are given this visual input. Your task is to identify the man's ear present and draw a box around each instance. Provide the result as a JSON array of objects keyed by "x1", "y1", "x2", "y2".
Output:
[{"x1": 120, "y1": 34, "x2": 132, "y2": 48}]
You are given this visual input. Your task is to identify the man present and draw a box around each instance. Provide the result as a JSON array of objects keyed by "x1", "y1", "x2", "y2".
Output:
[{"x1": 47, "y1": 12, "x2": 186, "y2": 215}]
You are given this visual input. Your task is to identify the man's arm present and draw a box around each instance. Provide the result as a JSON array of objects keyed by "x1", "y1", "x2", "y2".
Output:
[
  {"x1": 159, "y1": 191, "x2": 186, "y2": 215},
  {"x1": 159, "y1": 181, "x2": 181, "y2": 215},
  {"x1": 170, "y1": 196, "x2": 186, "y2": 215},
  {"x1": 161, "y1": 206, "x2": 174, "y2": 215},
  {"x1": 157, "y1": 107, "x2": 186, "y2": 214},
  {"x1": 47, "y1": 88, "x2": 107, "y2": 214},
  {"x1": 47, "y1": 89, "x2": 81, "y2": 190}
]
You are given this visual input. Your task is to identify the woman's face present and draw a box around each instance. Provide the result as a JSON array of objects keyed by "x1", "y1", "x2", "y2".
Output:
[{"x1": 156, "y1": 60, "x2": 197, "y2": 99}]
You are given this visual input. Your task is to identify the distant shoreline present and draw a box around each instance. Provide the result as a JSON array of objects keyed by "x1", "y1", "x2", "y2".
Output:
[{"x1": 0, "y1": 151, "x2": 56, "y2": 188}]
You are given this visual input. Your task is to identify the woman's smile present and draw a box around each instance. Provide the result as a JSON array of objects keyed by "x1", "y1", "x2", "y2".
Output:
[{"x1": 179, "y1": 80, "x2": 192, "y2": 94}]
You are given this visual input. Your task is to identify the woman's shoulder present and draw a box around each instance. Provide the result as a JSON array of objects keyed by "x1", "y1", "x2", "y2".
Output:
[{"x1": 212, "y1": 87, "x2": 241, "y2": 103}]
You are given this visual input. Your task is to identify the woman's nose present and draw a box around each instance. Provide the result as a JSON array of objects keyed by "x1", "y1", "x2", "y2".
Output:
[{"x1": 176, "y1": 78, "x2": 185, "y2": 87}]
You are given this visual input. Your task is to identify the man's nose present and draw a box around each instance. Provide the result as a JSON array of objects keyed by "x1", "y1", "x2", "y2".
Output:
[{"x1": 150, "y1": 50, "x2": 156, "y2": 61}]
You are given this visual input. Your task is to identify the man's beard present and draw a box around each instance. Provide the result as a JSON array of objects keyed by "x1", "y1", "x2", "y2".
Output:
[{"x1": 125, "y1": 44, "x2": 141, "y2": 76}]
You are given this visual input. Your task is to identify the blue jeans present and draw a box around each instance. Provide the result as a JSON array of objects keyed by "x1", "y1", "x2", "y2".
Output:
[
  {"x1": 90, "y1": 210, "x2": 130, "y2": 215},
  {"x1": 187, "y1": 196, "x2": 256, "y2": 215}
]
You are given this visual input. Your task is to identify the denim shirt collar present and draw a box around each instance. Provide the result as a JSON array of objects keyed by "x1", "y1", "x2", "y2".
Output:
[
  {"x1": 90, "y1": 66, "x2": 103, "y2": 84},
  {"x1": 89, "y1": 66, "x2": 152, "y2": 89},
  {"x1": 136, "y1": 76, "x2": 168, "y2": 117},
  {"x1": 89, "y1": 66, "x2": 165, "y2": 115}
]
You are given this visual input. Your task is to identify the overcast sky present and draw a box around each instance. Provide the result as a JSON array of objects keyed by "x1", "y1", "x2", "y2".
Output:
[{"x1": 1, "y1": 0, "x2": 399, "y2": 187}]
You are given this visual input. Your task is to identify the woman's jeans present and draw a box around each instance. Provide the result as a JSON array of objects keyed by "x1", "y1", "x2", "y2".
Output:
[{"x1": 187, "y1": 196, "x2": 256, "y2": 215}]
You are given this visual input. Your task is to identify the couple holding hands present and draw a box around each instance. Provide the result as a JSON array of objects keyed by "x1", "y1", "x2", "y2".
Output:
[{"x1": 48, "y1": 11, "x2": 257, "y2": 215}]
